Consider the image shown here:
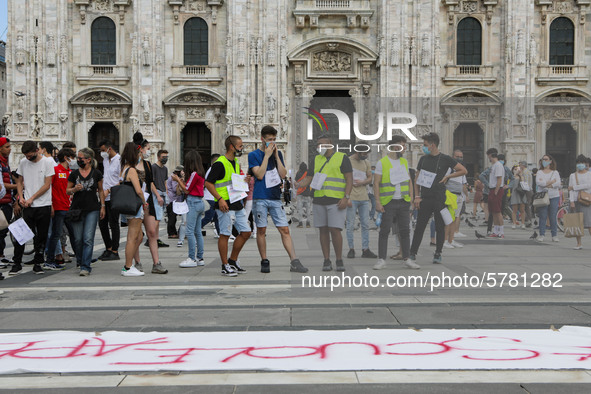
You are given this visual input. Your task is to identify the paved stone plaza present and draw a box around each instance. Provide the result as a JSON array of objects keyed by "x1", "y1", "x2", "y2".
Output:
[{"x1": 0, "y1": 205, "x2": 590, "y2": 392}]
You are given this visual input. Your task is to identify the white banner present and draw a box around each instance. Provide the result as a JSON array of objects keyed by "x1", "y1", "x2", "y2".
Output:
[{"x1": 0, "y1": 327, "x2": 590, "y2": 374}]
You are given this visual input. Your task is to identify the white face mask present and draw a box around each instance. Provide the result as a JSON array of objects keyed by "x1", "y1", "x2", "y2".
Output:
[
  {"x1": 143, "y1": 150, "x2": 150, "y2": 160},
  {"x1": 69, "y1": 159, "x2": 78, "y2": 169},
  {"x1": 100, "y1": 151, "x2": 109, "y2": 161}
]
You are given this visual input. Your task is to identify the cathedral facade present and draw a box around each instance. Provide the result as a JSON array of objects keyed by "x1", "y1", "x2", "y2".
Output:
[{"x1": 4, "y1": 0, "x2": 591, "y2": 177}]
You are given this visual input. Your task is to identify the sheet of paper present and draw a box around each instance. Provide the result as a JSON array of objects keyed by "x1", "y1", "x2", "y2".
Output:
[
  {"x1": 8, "y1": 218, "x2": 35, "y2": 246},
  {"x1": 228, "y1": 185, "x2": 248, "y2": 204},
  {"x1": 265, "y1": 168, "x2": 282, "y2": 188},
  {"x1": 310, "y1": 173, "x2": 328, "y2": 190},
  {"x1": 416, "y1": 169, "x2": 436, "y2": 189},
  {"x1": 389, "y1": 164, "x2": 410, "y2": 186},
  {"x1": 231, "y1": 173, "x2": 249, "y2": 192},
  {"x1": 143, "y1": 192, "x2": 150, "y2": 202},
  {"x1": 440, "y1": 207, "x2": 453, "y2": 226},
  {"x1": 352, "y1": 168, "x2": 367, "y2": 182}
]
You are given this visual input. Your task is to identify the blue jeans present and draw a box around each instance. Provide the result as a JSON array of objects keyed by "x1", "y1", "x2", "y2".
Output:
[
  {"x1": 368, "y1": 193, "x2": 376, "y2": 220},
  {"x1": 346, "y1": 200, "x2": 370, "y2": 250},
  {"x1": 46, "y1": 211, "x2": 73, "y2": 263},
  {"x1": 537, "y1": 196, "x2": 559, "y2": 237},
  {"x1": 70, "y1": 210, "x2": 99, "y2": 272},
  {"x1": 186, "y1": 196, "x2": 205, "y2": 260},
  {"x1": 45, "y1": 217, "x2": 62, "y2": 257},
  {"x1": 201, "y1": 200, "x2": 219, "y2": 233}
]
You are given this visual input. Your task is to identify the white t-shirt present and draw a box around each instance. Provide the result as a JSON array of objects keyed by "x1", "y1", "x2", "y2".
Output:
[
  {"x1": 203, "y1": 168, "x2": 214, "y2": 201},
  {"x1": 17, "y1": 156, "x2": 55, "y2": 207},
  {"x1": 102, "y1": 153, "x2": 121, "y2": 202},
  {"x1": 536, "y1": 170, "x2": 561, "y2": 198},
  {"x1": 375, "y1": 157, "x2": 406, "y2": 200},
  {"x1": 569, "y1": 171, "x2": 591, "y2": 202},
  {"x1": 489, "y1": 161, "x2": 505, "y2": 189}
]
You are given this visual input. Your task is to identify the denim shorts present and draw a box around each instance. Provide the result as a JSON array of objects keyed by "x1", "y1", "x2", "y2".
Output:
[
  {"x1": 125, "y1": 206, "x2": 144, "y2": 221},
  {"x1": 216, "y1": 208, "x2": 251, "y2": 236},
  {"x1": 253, "y1": 199, "x2": 289, "y2": 228}
]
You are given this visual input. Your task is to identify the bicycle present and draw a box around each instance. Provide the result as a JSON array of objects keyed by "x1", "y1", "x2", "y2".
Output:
[{"x1": 557, "y1": 196, "x2": 570, "y2": 233}]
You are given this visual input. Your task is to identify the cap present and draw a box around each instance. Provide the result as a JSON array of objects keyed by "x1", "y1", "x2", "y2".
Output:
[{"x1": 174, "y1": 165, "x2": 184, "y2": 172}]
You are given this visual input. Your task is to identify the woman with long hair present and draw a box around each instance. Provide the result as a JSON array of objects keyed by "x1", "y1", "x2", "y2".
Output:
[
  {"x1": 119, "y1": 142, "x2": 148, "y2": 276},
  {"x1": 175, "y1": 150, "x2": 206, "y2": 267},
  {"x1": 509, "y1": 165, "x2": 527, "y2": 229},
  {"x1": 535, "y1": 154, "x2": 561, "y2": 242},
  {"x1": 132, "y1": 132, "x2": 168, "y2": 274},
  {"x1": 66, "y1": 148, "x2": 105, "y2": 276},
  {"x1": 568, "y1": 155, "x2": 591, "y2": 249}
]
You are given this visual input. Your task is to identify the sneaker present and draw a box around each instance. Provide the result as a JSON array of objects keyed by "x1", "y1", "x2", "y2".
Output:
[
  {"x1": 33, "y1": 264, "x2": 45, "y2": 275},
  {"x1": 347, "y1": 249, "x2": 355, "y2": 258},
  {"x1": 121, "y1": 265, "x2": 145, "y2": 277},
  {"x1": 134, "y1": 262, "x2": 144, "y2": 272},
  {"x1": 498, "y1": 234, "x2": 505, "y2": 239},
  {"x1": 432, "y1": 254, "x2": 442, "y2": 264},
  {"x1": 552, "y1": 236, "x2": 559, "y2": 242},
  {"x1": 322, "y1": 259, "x2": 332, "y2": 272},
  {"x1": 574, "y1": 245, "x2": 583, "y2": 250},
  {"x1": 157, "y1": 240, "x2": 169, "y2": 248},
  {"x1": 177, "y1": 241, "x2": 183, "y2": 247},
  {"x1": 9, "y1": 263, "x2": 22, "y2": 276},
  {"x1": 261, "y1": 259, "x2": 270, "y2": 273},
  {"x1": 404, "y1": 258, "x2": 421, "y2": 269},
  {"x1": 151, "y1": 262, "x2": 168, "y2": 274},
  {"x1": 102, "y1": 251, "x2": 120, "y2": 261},
  {"x1": 487, "y1": 233, "x2": 498, "y2": 238},
  {"x1": 296, "y1": 222, "x2": 303, "y2": 228},
  {"x1": 521, "y1": 224, "x2": 526, "y2": 229},
  {"x1": 228, "y1": 258, "x2": 246, "y2": 274},
  {"x1": 450, "y1": 240, "x2": 464, "y2": 248},
  {"x1": 455, "y1": 232, "x2": 467, "y2": 238},
  {"x1": 144, "y1": 240, "x2": 150, "y2": 247},
  {"x1": 222, "y1": 264, "x2": 238, "y2": 277},
  {"x1": 197, "y1": 259, "x2": 205, "y2": 266},
  {"x1": 373, "y1": 259, "x2": 386, "y2": 270},
  {"x1": 511, "y1": 224, "x2": 516, "y2": 229},
  {"x1": 361, "y1": 249, "x2": 378, "y2": 258},
  {"x1": 213, "y1": 230, "x2": 220, "y2": 239},
  {"x1": 79, "y1": 270, "x2": 90, "y2": 277},
  {"x1": 202, "y1": 230, "x2": 206, "y2": 237},
  {"x1": 306, "y1": 222, "x2": 311, "y2": 228},
  {"x1": 98, "y1": 250, "x2": 111, "y2": 260},
  {"x1": 62, "y1": 254, "x2": 72, "y2": 263},
  {"x1": 443, "y1": 241, "x2": 455, "y2": 249},
  {"x1": 229, "y1": 235, "x2": 236, "y2": 243},
  {"x1": 179, "y1": 258, "x2": 198, "y2": 268},
  {"x1": 537, "y1": 236, "x2": 545, "y2": 243},
  {"x1": 43, "y1": 262, "x2": 65, "y2": 271},
  {"x1": 335, "y1": 259, "x2": 345, "y2": 272},
  {"x1": 429, "y1": 242, "x2": 437, "y2": 246},
  {"x1": 290, "y1": 259, "x2": 308, "y2": 273}
]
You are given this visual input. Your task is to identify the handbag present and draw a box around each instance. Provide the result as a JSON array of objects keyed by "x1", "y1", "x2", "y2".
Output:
[
  {"x1": 532, "y1": 191, "x2": 550, "y2": 208},
  {"x1": 172, "y1": 201, "x2": 189, "y2": 215},
  {"x1": 110, "y1": 168, "x2": 143, "y2": 215},
  {"x1": 65, "y1": 209, "x2": 83, "y2": 222},
  {"x1": 575, "y1": 173, "x2": 591, "y2": 206},
  {"x1": 563, "y1": 212, "x2": 585, "y2": 238}
]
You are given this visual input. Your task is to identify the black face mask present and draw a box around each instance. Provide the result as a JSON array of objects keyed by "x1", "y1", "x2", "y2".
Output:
[
  {"x1": 396, "y1": 152, "x2": 403, "y2": 159},
  {"x1": 358, "y1": 154, "x2": 368, "y2": 160},
  {"x1": 27, "y1": 154, "x2": 37, "y2": 162},
  {"x1": 161, "y1": 157, "x2": 169, "y2": 165},
  {"x1": 232, "y1": 143, "x2": 243, "y2": 157},
  {"x1": 77, "y1": 159, "x2": 87, "y2": 169}
]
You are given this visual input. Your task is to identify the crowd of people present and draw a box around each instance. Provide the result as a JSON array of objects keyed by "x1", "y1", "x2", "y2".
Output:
[{"x1": 0, "y1": 126, "x2": 590, "y2": 279}]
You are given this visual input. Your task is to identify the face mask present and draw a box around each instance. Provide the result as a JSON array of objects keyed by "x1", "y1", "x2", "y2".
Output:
[
  {"x1": 358, "y1": 154, "x2": 367, "y2": 160},
  {"x1": 542, "y1": 160, "x2": 551, "y2": 168},
  {"x1": 137, "y1": 156, "x2": 142, "y2": 165},
  {"x1": 576, "y1": 163, "x2": 586, "y2": 171},
  {"x1": 161, "y1": 157, "x2": 168, "y2": 165},
  {"x1": 143, "y1": 150, "x2": 150, "y2": 160},
  {"x1": 69, "y1": 159, "x2": 78, "y2": 169},
  {"x1": 422, "y1": 146, "x2": 431, "y2": 155},
  {"x1": 499, "y1": 160, "x2": 505, "y2": 165},
  {"x1": 100, "y1": 151, "x2": 109, "y2": 161},
  {"x1": 77, "y1": 159, "x2": 87, "y2": 169},
  {"x1": 455, "y1": 158, "x2": 463, "y2": 163},
  {"x1": 27, "y1": 154, "x2": 37, "y2": 162},
  {"x1": 265, "y1": 141, "x2": 275, "y2": 148},
  {"x1": 371, "y1": 170, "x2": 375, "y2": 174}
]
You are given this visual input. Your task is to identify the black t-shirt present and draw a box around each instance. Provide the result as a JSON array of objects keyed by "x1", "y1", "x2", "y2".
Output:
[
  {"x1": 68, "y1": 168, "x2": 103, "y2": 212},
  {"x1": 205, "y1": 160, "x2": 245, "y2": 211},
  {"x1": 308, "y1": 153, "x2": 353, "y2": 206},
  {"x1": 416, "y1": 153, "x2": 457, "y2": 200},
  {"x1": 295, "y1": 169, "x2": 313, "y2": 197}
]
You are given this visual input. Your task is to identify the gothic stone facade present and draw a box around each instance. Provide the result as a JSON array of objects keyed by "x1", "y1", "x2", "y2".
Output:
[{"x1": 4, "y1": 0, "x2": 591, "y2": 173}]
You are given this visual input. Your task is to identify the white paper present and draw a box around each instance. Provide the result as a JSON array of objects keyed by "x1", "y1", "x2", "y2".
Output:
[
  {"x1": 389, "y1": 164, "x2": 410, "y2": 186},
  {"x1": 416, "y1": 169, "x2": 437, "y2": 188},
  {"x1": 265, "y1": 168, "x2": 282, "y2": 188},
  {"x1": 231, "y1": 173, "x2": 249, "y2": 192},
  {"x1": 440, "y1": 207, "x2": 453, "y2": 226},
  {"x1": 8, "y1": 218, "x2": 35, "y2": 246},
  {"x1": 352, "y1": 168, "x2": 367, "y2": 182},
  {"x1": 228, "y1": 185, "x2": 248, "y2": 204},
  {"x1": 520, "y1": 181, "x2": 531, "y2": 191},
  {"x1": 310, "y1": 173, "x2": 328, "y2": 190}
]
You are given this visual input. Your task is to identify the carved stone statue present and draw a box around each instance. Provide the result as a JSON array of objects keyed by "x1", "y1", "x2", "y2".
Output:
[
  {"x1": 224, "y1": 113, "x2": 233, "y2": 137},
  {"x1": 45, "y1": 90, "x2": 56, "y2": 119},
  {"x1": 266, "y1": 91, "x2": 276, "y2": 122},
  {"x1": 16, "y1": 34, "x2": 26, "y2": 66},
  {"x1": 46, "y1": 34, "x2": 56, "y2": 66},
  {"x1": 391, "y1": 34, "x2": 400, "y2": 67},
  {"x1": 142, "y1": 36, "x2": 151, "y2": 66},
  {"x1": 59, "y1": 113, "x2": 68, "y2": 138}
]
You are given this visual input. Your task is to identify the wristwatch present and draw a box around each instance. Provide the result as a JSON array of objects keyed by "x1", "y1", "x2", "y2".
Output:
[{"x1": 345, "y1": 194, "x2": 350, "y2": 199}]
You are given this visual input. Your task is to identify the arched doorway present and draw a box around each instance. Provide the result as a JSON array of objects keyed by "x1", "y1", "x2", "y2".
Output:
[
  {"x1": 546, "y1": 123, "x2": 576, "y2": 178},
  {"x1": 89, "y1": 122, "x2": 119, "y2": 171},
  {"x1": 307, "y1": 90, "x2": 355, "y2": 159},
  {"x1": 181, "y1": 122, "x2": 212, "y2": 169},
  {"x1": 453, "y1": 123, "x2": 484, "y2": 179}
]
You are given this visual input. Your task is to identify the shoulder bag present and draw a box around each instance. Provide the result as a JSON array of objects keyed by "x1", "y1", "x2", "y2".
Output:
[
  {"x1": 110, "y1": 168, "x2": 143, "y2": 215},
  {"x1": 575, "y1": 172, "x2": 591, "y2": 206}
]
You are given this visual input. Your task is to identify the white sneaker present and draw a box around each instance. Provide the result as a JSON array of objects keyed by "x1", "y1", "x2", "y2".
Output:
[
  {"x1": 177, "y1": 241, "x2": 183, "y2": 247},
  {"x1": 213, "y1": 230, "x2": 220, "y2": 239},
  {"x1": 552, "y1": 236, "x2": 559, "y2": 242},
  {"x1": 373, "y1": 259, "x2": 386, "y2": 270},
  {"x1": 443, "y1": 241, "x2": 454, "y2": 249},
  {"x1": 521, "y1": 224, "x2": 526, "y2": 229},
  {"x1": 511, "y1": 224, "x2": 516, "y2": 229},
  {"x1": 537, "y1": 236, "x2": 545, "y2": 243},
  {"x1": 121, "y1": 265, "x2": 145, "y2": 277},
  {"x1": 404, "y1": 259, "x2": 420, "y2": 269},
  {"x1": 229, "y1": 235, "x2": 236, "y2": 243},
  {"x1": 573, "y1": 245, "x2": 583, "y2": 250},
  {"x1": 179, "y1": 258, "x2": 198, "y2": 268},
  {"x1": 455, "y1": 232, "x2": 467, "y2": 238},
  {"x1": 197, "y1": 259, "x2": 205, "y2": 266},
  {"x1": 451, "y1": 240, "x2": 464, "y2": 248}
]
